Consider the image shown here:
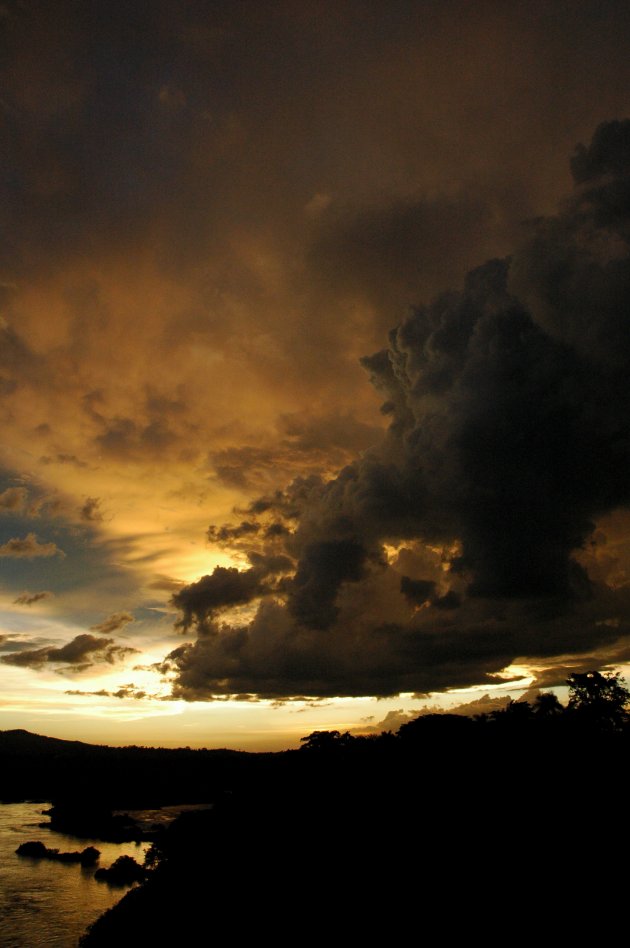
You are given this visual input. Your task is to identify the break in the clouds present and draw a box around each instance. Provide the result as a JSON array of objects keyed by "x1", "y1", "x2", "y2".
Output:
[
  {"x1": 1, "y1": 633, "x2": 138, "y2": 672},
  {"x1": 164, "y1": 121, "x2": 630, "y2": 700},
  {"x1": 0, "y1": 533, "x2": 64, "y2": 558}
]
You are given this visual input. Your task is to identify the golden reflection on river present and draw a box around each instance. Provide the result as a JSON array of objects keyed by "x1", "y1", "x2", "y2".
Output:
[{"x1": 0, "y1": 802, "x2": 150, "y2": 948}]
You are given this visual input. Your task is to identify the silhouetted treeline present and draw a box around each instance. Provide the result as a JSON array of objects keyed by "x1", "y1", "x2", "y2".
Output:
[
  {"x1": 76, "y1": 672, "x2": 630, "y2": 944},
  {"x1": 0, "y1": 728, "x2": 271, "y2": 809},
  {"x1": 6, "y1": 670, "x2": 630, "y2": 942},
  {"x1": 16, "y1": 840, "x2": 100, "y2": 865},
  {"x1": 4, "y1": 671, "x2": 629, "y2": 821},
  {"x1": 77, "y1": 671, "x2": 630, "y2": 944}
]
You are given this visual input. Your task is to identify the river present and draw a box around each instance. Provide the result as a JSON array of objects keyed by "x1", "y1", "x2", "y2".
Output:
[{"x1": 0, "y1": 801, "x2": 151, "y2": 947}]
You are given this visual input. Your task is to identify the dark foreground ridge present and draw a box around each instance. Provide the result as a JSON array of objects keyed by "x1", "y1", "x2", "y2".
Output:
[
  {"x1": 75, "y1": 671, "x2": 630, "y2": 943},
  {"x1": 5, "y1": 671, "x2": 630, "y2": 941}
]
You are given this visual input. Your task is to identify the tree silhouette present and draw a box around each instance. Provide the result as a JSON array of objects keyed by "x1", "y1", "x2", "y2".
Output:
[
  {"x1": 299, "y1": 730, "x2": 354, "y2": 751},
  {"x1": 566, "y1": 670, "x2": 630, "y2": 731},
  {"x1": 533, "y1": 692, "x2": 563, "y2": 717}
]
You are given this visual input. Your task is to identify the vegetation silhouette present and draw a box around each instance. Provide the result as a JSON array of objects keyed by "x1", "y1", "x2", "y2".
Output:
[
  {"x1": 94, "y1": 855, "x2": 147, "y2": 886},
  {"x1": 72, "y1": 668, "x2": 630, "y2": 945},
  {"x1": 566, "y1": 669, "x2": 630, "y2": 730},
  {"x1": 16, "y1": 841, "x2": 100, "y2": 865},
  {"x1": 3, "y1": 669, "x2": 628, "y2": 942}
]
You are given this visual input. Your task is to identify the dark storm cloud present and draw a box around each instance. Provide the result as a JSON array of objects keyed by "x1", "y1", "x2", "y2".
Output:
[
  {"x1": 5, "y1": 1, "x2": 630, "y2": 703},
  {"x1": 207, "y1": 521, "x2": 261, "y2": 544},
  {"x1": 168, "y1": 121, "x2": 630, "y2": 699},
  {"x1": 209, "y1": 413, "x2": 381, "y2": 491},
  {"x1": 289, "y1": 538, "x2": 371, "y2": 630},
  {"x1": 4, "y1": 0, "x2": 630, "y2": 539},
  {"x1": 277, "y1": 411, "x2": 381, "y2": 457},
  {"x1": 171, "y1": 553, "x2": 293, "y2": 633},
  {"x1": 308, "y1": 193, "x2": 524, "y2": 333},
  {"x1": 571, "y1": 120, "x2": 630, "y2": 184},
  {"x1": 345, "y1": 129, "x2": 630, "y2": 603},
  {"x1": 206, "y1": 517, "x2": 292, "y2": 554},
  {"x1": 1, "y1": 633, "x2": 138, "y2": 671},
  {"x1": 400, "y1": 577, "x2": 436, "y2": 606},
  {"x1": 400, "y1": 574, "x2": 460, "y2": 610},
  {"x1": 165, "y1": 587, "x2": 630, "y2": 700}
]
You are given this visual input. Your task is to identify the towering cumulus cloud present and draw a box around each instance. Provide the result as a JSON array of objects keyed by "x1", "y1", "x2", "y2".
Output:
[{"x1": 165, "y1": 122, "x2": 630, "y2": 700}]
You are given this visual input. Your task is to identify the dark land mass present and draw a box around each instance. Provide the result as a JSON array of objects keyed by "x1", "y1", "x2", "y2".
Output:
[
  {"x1": 16, "y1": 840, "x2": 100, "y2": 865},
  {"x1": 1, "y1": 727, "x2": 277, "y2": 840},
  {"x1": 79, "y1": 707, "x2": 630, "y2": 944},
  {"x1": 5, "y1": 674, "x2": 630, "y2": 942},
  {"x1": 0, "y1": 727, "x2": 265, "y2": 808}
]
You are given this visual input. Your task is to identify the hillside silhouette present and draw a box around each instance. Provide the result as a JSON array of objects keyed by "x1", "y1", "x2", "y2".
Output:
[
  {"x1": 0, "y1": 727, "x2": 267, "y2": 819},
  {"x1": 4, "y1": 672, "x2": 629, "y2": 942},
  {"x1": 73, "y1": 672, "x2": 630, "y2": 944}
]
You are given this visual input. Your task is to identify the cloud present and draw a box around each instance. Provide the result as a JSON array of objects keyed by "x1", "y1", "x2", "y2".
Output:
[
  {"x1": 354, "y1": 694, "x2": 519, "y2": 734},
  {"x1": 13, "y1": 590, "x2": 53, "y2": 606},
  {"x1": 148, "y1": 575, "x2": 186, "y2": 593},
  {"x1": 80, "y1": 497, "x2": 103, "y2": 522},
  {"x1": 0, "y1": 533, "x2": 64, "y2": 558},
  {"x1": 420, "y1": 694, "x2": 518, "y2": 718},
  {"x1": 1, "y1": 633, "x2": 138, "y2": 671},
  {"x1": 571, "y1": 119, "x2": 630, "y2": 184},
  {"x1": 89, "y1": 612, "x2": 135, "y2": 635},
  {"x1": 5, "y1": 5, "x2": 630, "y2": 707},
  {"x1": 0, "y1": 633, "x2": 50, "y2": 654},
  {"x1": 0, "y1": 487, "x2": 28, "y2": 512},
  {"x1": 288, "y1": 538, "x2": 370, "y2": 630},
  {"x1": 40, "y1": 454, "x2": 88, "y2": 468},
  {"x1": 308, "y1": 193, "x2": 506, "y2": 330},
  {"x1": 164, "y1": 121, "x2": 630, "y2": 700},
  {"x1": 207, "y1": 521, "x2": 261, "y2": 544},
  {"x1": 209, "y1": 412, "x2": 381, "y2": 491},
  {"x1": 65, "y1": 683, "x2": 155, "y2": 700},
  {"x1": 352, "y1": 709, "x2": 418, "y2": 735},
  {"x1": 171, "y1": 554, "x2": 293, "y2": 633}
]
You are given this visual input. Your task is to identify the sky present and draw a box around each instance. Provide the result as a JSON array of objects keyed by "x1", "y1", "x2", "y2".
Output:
[{"x1": 3, "y1": 0, "x2": 630, "y2": 750}]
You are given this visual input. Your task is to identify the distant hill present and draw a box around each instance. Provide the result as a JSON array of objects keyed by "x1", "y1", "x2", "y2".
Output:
[
  {"x1": 0, "y1": 728, "x2": 272, "y2": 807},
  {"x1": 0, "y1": 728, "x2": 249, "y2": 756},
  {"x1": 0, "y1": 729, "x2": 100, "y2": 755}
]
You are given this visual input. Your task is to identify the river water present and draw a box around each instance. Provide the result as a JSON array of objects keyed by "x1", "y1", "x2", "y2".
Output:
[{"x1": 0, "y1": 801, "x2": 151, "y2": 947}]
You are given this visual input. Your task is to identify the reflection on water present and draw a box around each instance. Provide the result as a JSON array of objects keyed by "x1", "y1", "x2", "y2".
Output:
[
  {"x1": 112, "y1": 802, "x2": 211, "y2": 831},
  {"x1": 0, "y1": 802, "x2": 150, "y2": 948}
]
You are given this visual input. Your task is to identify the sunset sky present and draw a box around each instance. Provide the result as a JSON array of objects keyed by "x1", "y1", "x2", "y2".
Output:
[{"x1": 3, "y1": 0, "x2": 630, "y2": 750}]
